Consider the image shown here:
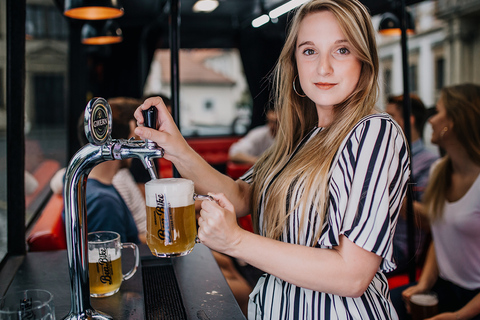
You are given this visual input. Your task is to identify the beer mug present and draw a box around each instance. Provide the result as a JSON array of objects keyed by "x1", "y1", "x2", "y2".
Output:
[
  {"x1": 409, "y1": 292, "x2": 439, "y2": 320},
  {"x1": 145, "y1": 178, "x2": 212, "y2": 257},
  {"x1": 87, "y1": 231, "x2": 139, "y2": 298}
]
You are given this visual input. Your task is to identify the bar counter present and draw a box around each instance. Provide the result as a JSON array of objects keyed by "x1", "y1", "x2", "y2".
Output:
[{"x1": 5, "y1": 244, "x2": 246, "y2": 319}]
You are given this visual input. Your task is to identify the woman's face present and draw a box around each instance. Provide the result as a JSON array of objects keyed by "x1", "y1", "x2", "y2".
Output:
[
  {"x1": 295, "y1": 10, "x2": 362, "y2": 112},
  {"x1": 429, "y1": 98, "x2": 453, "y2": 146}
]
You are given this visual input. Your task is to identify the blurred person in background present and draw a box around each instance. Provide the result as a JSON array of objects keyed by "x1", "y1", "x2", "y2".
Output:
[
  {"x1": 391, "y1": 83, "x2": 480, "y2": 320},
  {"x1": 385, "y1": 94, "x2": 438, "y2": 275},
  {"x1": 228, "y1": 107, "x2": 278, "y2": 166}
]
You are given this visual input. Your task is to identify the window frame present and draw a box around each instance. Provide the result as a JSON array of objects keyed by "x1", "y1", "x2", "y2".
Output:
[{"x1": 0, "y1": 0, "x2": 28, "y2": 297}]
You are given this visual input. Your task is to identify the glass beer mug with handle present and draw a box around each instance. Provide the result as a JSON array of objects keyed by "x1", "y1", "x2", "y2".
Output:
[
  {"x1": 87, "y1": 231, "x2": 139, "y2": 298},
  {"x1": 145, "y1": 178, "x2": 212, "y2": 257}
]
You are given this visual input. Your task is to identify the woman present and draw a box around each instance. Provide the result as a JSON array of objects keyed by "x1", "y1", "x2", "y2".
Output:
[
  {"x1": 395, "y1": 84, "x2": 480, "y2": 320},
  {"x1": 134, "y1": 0, "x2": 410, "y2": 318}
]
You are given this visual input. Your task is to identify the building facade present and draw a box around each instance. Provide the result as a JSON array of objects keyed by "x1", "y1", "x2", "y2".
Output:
[{"x1": 376, "y1": 0, "x2": 480, "y2": 109}]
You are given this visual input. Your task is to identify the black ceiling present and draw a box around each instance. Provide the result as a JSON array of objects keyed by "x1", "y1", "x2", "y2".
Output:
[{"x1": 96, "y1": 0, "x2": 425, "y2": 49}]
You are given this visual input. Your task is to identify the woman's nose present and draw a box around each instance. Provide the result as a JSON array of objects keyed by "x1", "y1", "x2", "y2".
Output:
[{"x1": 317, "y1": 54, "x2": 333, "y2": 76}]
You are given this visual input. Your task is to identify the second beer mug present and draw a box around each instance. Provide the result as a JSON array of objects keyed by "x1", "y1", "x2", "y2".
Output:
[
  {"x1": 409, "y1": 292, "x2": 439, "y2": 320},
  {"x1": 145, "y1": 178, "x2": 210, "y2": 257},
  {"x1": 88, "y1": 231, "x2": 139, "y2": 298}
]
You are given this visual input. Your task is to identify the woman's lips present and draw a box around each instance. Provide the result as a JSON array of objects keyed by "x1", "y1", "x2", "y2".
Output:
[{"x1": 315, "y1": 82, "x2": 336, "y2": 90}]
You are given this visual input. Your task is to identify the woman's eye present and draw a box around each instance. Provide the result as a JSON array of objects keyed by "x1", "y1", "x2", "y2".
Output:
[
  {"x1": 337, "y1": 47, "x2": 349, "y2": 55},
  {"x1": 303, "y1": 48, "x2": 315, "y2": 56}
]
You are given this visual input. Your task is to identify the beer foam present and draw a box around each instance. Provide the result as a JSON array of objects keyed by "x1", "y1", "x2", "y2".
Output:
[
  {"x1": 145, "y1": 178, "x2": 194, "y2": 208},
  {"x1": 88, "y1": 247, "x2": 121, "y2": 262},
  {"x1": 410, "y1": 293, "x2": 438, "y2": 306}
]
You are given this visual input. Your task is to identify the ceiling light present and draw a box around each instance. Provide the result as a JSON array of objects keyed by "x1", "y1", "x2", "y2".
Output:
[
  {"x1": 252, "y1": 0, "x2": 308, "y2": 28},
  {"x1": 193, "y1": 0, "x2": 219, "y2": 13},
  {"x1": 378, "y1": 11, "x2": 415, "y2": 36},
  {"x1": 64, "y1": 0, "x2": 124, "y2": 20},
  {"x1": 81, "y1": 20, "x2": 123, "y2": 45},
  {"x1": 269, "y1": 0, "x2": 309, "y2": 19},
  {"x1": 252, "y1": 14, "x2": 270, "y2": 28}
]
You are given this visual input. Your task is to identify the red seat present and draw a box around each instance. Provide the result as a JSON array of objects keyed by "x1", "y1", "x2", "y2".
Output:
[
  {"x1": 157, "y1": 157, "x2": 174, "y2": 178},
  {"x1": 238, "y1": 215, "x2": 254, "y2": 233},
  {"x1": 387, "y1": 268, "x2": 422, "y2": 290},
  {"x1": 226, "y1": 161, "x2": 251, "y2": 180},
  {"x1": 27, "y1": 194, "x2": 67, "y2": 251},
  {"x1": 186, "y1": 137, "x2": 240, "y2": 166}
]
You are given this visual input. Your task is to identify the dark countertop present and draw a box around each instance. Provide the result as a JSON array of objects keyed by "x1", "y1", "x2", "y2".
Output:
[{"x1": 6, "y1": 244, "x2": 246, "y2": 319}]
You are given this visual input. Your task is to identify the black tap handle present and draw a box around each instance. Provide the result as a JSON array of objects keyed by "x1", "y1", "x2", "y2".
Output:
[{"x1": 142, "y1": 107, "x2": 158, "y2": 130}]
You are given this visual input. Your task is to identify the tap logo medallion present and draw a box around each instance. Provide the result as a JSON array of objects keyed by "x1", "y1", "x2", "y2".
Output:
[
  {"x1": 84, "y1": 97, "x2": 112, "y2": 146},
  {"x1": 92, "y1": 103, "x2": 109, "y2": 142}
]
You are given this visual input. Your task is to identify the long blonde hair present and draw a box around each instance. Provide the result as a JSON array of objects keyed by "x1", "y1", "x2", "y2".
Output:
[
  {"x1": 423, "y1": 84, "x2": 480, "y2": 221},
  {"x1": 250, "y1": 0, "x2": 379, "y2": 243}
]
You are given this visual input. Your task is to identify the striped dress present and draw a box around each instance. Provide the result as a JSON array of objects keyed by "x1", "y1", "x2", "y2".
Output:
[{"x1": 243, "y1": 114, "x2": 410, "y2": 319}]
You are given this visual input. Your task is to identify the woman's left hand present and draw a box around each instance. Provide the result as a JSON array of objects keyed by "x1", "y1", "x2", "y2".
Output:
[{"x1": 197, "y1": 193, "x2": 245, "y2": 254}]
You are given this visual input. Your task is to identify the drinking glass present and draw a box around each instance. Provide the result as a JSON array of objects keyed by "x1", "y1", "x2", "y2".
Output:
[
  {"x1": 409, "y1": 292, "x2": 439, "y2": 320},
  {"x1": 0, "y1": 289, "x2": 55, "y2": 320},
  {"x1": 87, "y1": 231, "x2": 139, "y2": 298}
]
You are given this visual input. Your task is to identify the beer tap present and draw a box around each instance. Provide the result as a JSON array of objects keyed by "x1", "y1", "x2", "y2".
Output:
[
  {"x1": 141, "y1": 106, "x2": 160, "y2": 179},
  {"x1": 63, "y1": 98, "x2": 163, "y2": 320}
]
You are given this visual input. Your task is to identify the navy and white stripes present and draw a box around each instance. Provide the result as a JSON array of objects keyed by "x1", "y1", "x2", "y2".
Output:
[{"x1": 243, "y1": 114, "x2": 410, "y2": 319}]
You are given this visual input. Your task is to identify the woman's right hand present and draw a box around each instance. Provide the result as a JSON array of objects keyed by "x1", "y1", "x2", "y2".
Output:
[
  {"x1": 402, "y1": 283, "x2": 429, "y2": 314},
  {"x1": 197, "y1": 193, "x2": 245, "y2": 254},
  {"x1": 133, "y1": 96, "x2": 191, "y2": 162}
]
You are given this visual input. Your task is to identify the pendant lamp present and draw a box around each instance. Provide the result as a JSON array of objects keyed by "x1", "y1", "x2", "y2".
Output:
[
  {"x1": 81, "y1": 20, "x2": 122, "y2": 45},
  {"x1": 64, "y1": 0, "x2": 124, "y2": 20},
  {"x1": 192, "y1": 0, "x2": 219, "y2": 13},
  {"x1": 378, "y1": 11, "x2": 415, "y2": 36}
]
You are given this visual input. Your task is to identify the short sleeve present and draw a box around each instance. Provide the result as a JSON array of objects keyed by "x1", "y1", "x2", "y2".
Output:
[
  {"x1": 240, "y1": 166, "x2": 255, "y2": 184},
  {"x1": 319, "y1": 115, "x2": 410, "y2": 272}
]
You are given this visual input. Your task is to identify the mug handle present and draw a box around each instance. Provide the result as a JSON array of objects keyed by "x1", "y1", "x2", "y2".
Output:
[
  {"x1": 121, "y1": 242, "x2": 140, "y2": 281},
  {"x1": 193, "y1": 194, "x2": 215, "y2": 243}
]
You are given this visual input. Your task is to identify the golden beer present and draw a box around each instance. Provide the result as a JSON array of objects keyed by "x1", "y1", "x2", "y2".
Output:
[
  {"x1": 146, "y1": 204, "x2": 196, "y2": 256},
  {"x1": 145, "y1": 178, "x2": 196, "y2": 257},
  {"x1": 88, "y1": 249, "x2": 122, "y2": 297}
]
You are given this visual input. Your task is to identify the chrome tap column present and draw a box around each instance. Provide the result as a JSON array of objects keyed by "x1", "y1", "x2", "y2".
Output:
[{"x1": 63, "y1": 98, "x2": 163, "y2": 320}]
